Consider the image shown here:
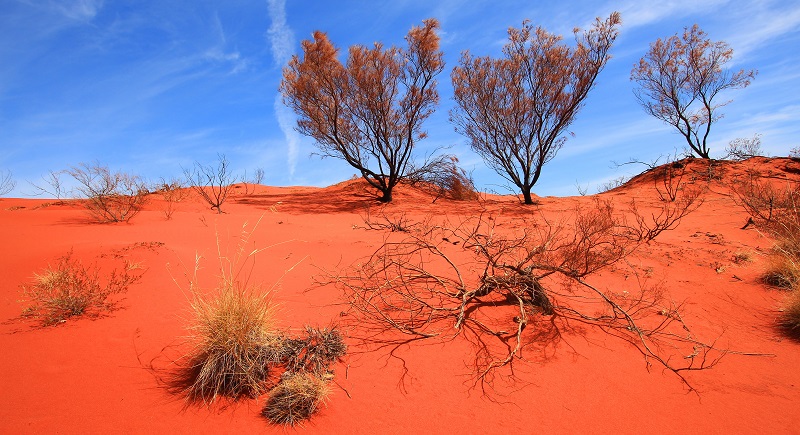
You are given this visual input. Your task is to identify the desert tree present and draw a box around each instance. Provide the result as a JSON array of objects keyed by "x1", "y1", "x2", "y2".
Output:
[
  {"x1": 281, "y1": 19, "x2": 445, "y2": 203},
  {"x1": 450, "y1": 13, "x2": 621, "y2": 205},
  {"x1": 631, "y1": 24, "x2": 757, "y2": 159}
]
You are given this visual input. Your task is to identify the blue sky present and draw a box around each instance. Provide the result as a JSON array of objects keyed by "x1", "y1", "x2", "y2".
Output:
[{"x1": 2, "y1": 0, "x2": 799, "y2": 198}]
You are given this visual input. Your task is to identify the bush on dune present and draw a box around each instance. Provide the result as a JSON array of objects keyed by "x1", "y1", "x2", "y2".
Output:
[{"x1": 21, "y1": 251, "x2": 143, "y2": 326}]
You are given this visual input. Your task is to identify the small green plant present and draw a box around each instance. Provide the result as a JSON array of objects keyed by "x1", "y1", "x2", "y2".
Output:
[
  {"x1": 264, "y1": 372, "x2": 330, "y2": 426},
  {"x1": 21, "y1": 251, "x2": 143, "y2": 326}
]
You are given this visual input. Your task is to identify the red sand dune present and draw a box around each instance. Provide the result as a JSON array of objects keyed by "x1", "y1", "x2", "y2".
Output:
[{"x1": 1, "y1": 158, "x2": 799, "y2": 434}]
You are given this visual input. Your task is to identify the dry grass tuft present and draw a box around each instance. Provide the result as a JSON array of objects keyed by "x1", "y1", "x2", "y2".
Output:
[
  {"x1": 732, "y1": 251, "x2": 753, "y2": 264},
  {"x1": 21, "y1": 251, "x2": 143, "y2": 326},
  {"x1": 779, "y1": 290, "x2": 800, "y2": 337},
  {"x1": 183, "y1": 283, "x2": 283, "y2": 403},
  {"x1": 264, "y1": 372, "x2": 330, "y2": 426},
  {"x1": 764, "y1": 255, "x2": 800, "y2": 289}
]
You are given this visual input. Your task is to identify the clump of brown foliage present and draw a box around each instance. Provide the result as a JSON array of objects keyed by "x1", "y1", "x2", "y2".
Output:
[
  {"x1": 409, "y1": 156, "x2": 479, "y2": 201},
  {"x1": 21, "y1": 251, "x2": 144, "y2": 326}
]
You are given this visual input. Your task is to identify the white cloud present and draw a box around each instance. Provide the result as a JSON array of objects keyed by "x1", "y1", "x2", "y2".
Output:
[
  {"x1": 266, "y1": 0, "x2": 300, "y2": 180},
  {"x1": 612, "y1": 0, "x2": 729, "y2": 29},
  {"x1": 266, "y1": 0, "x2": 295, "y2": 65},
  {"x1": 50, "y1": 0, "x2": 103, "y2": 21},
  {"x1": 274, "y1": 94, "x2": 301, "y2": 179},
  {"x1": 726, "y1": 3, "x2": 800, "y2": 60}
]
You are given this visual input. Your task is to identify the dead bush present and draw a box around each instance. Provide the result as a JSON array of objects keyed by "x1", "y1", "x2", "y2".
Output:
[
  {"x1": 29, "y1": 170, "x2": 69, "y2": 204},
  {"x1": 725, "y1": 134, "x2": 763, "y2": 161},
  {"x1": 153, "y1": 177, "x2": 190, "y2": 220},
  {"x1": 282, "y1": 327, "x2": 347, "y2": 376},
  {"x1": 326, "y1": 196, "x2": 718, "y2": 392},
  {"x1": 184, "y1": 154, "x2": 239, "y2": 213},
  {"x1": 264, "y1": 372, "x2": 330, "y2": 426},
  {"x1": 21, "y1": 251, "x2": 144, "y2": 326},
  {"x1": 67, "y1": 162, "x2": 149, "y2": 223},
  {"x1": 409, "y1": 156, "x2": 479, "y2": 202},
  {"x1": 597, "y1": 175, "x2": 629, "y2": 193}
]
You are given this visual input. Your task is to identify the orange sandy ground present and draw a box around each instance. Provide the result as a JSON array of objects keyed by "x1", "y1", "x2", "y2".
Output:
[{"x1": 1, "y1": 158, "x2": 798, "y2": 434}]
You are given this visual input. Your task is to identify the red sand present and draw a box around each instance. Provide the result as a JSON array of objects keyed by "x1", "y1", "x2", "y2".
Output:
[{"x1": 1, "y1": 158, "x2": 798, "y2": 434}]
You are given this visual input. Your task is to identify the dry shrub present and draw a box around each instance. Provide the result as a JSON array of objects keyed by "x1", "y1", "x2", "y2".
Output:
[
  {"x1": 597, "y1": 175, "x2": 629, "y2": 193},
  {"x1": 183, "y1": 154, "x2": 239, "y2": 213},
  {"x1": 169, "y1": 219, "x2": 345, "y2": 426},
  {"x1": 282, "y1": 327, "x2": 347, "y2": 376},
  {"x1": 763, "y1": 252, "x2": 800, "y2": 289},
  {"x1": 725, "y1": 134, "x2": 763, "y2": 161},
  {"x1": 409, "y1": 155, "x2": 479, "y2": 201},
  {"x1": 780, "y1": 290, "x2": 800, "y2": 335},
  {"x1": 21, "y1": 251, "x2": 143, "y2": 326},
  {"x1": 183, "y1": 283, "x2": 284, "y2": 403},
  {"x1": 264, "y1": 372, "x2": 330, "y2": 426},
  {"x1": 734, "y1": 175, "x2": 800, "y2": 290},
  {"x1": 0, "y1": 169, "x2": 15, "y2": 196},
  {"x1": 329, "y1": 195, "x2": 717, "y2": 392},
  {"x1": 68, "y1": 162, "x2": 149, "y2": 223},
  {"x1": 154, "y1": 177, "x2": 189, "y2": 220}
]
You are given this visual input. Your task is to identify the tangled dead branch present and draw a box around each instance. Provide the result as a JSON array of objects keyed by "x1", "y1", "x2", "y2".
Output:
[{"x1": 324, "y1": 194, "x2": 721, "y2": 393}]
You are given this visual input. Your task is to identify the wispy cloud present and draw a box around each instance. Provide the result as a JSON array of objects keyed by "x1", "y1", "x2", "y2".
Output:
[
  {"x1": 610, "y1": 0, "x2": 729, "y2": 29},
  {"x1": 203, "y1": 11, "x2": 249, "y2": 74},
  {"x1": 49, "y1": 0, "x2": 104, "y2": 21},
  {"x1": 266, "y1": 0, "x2": 295, "y2": 65},
  {"x1": 266, "y1": 0, "x2": 300, "y2": 180},
  {"x1": 725, "y1": 3, "x2": 800, "y2": 60}
]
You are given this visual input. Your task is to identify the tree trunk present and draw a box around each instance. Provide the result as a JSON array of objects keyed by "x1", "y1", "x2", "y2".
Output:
[
  {"x1": 521, "y1": 188, "x2": 534, "y2": 205},
  {"x1": 379, "y1": 188, "x2": 393, "y2": 203}
]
